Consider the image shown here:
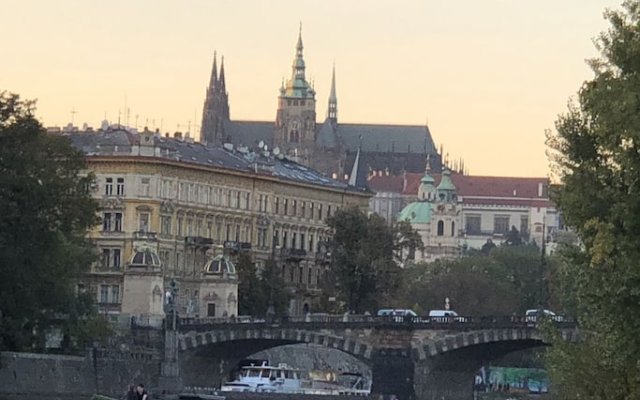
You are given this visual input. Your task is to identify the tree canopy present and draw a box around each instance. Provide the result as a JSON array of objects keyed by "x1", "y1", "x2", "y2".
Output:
[
  {"x1": 0, "y1": 92, "x2": 104, "y2": 351},
  {"x1": 235, "y1": 253, "x2": 290, "y2": 317},
  {"x1": 545, "y1": 2, "x2": 640, "y2": 397},
  {"x1": 326, "y1": 207, "x2": 422, "y2": 313}
]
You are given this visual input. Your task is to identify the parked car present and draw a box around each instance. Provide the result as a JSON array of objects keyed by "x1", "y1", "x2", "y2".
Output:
[{"x1": 377, "y1": 309, "x2": 418, "y2": 322}]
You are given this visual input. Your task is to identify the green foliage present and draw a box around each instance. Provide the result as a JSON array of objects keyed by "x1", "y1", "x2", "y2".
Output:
[
  {"x1": 235, "y1": 253, "x2": 290, "y2": 317},
  {"x1": 545, "y1": 2, "x2": 640, "y2": 397},
  {"x1": 327, "y1": 207, "x2": 420, "y2": 313},
  {"x1": 0, "y1": 91, "x2": 101, "y2": 351},
  {"x1": 397, "y1": 245, "x2": 552, "y2": 315}
]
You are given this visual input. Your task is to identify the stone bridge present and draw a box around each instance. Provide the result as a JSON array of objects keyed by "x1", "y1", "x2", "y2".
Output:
[{"x1": 168, "y1": 316, "x2": 579, "y2": 400}]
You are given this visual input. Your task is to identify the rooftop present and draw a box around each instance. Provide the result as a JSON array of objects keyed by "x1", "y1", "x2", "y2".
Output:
[{"x1": 62, "y1": 128, "x2": 369, "y2": 194}]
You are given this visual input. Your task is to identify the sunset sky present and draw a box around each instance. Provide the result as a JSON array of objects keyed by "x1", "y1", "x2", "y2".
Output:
[{"x1": 2, "y1": 0, "x2": 622, "y2": 176}]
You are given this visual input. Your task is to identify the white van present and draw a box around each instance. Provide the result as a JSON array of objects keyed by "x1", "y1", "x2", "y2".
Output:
[{"x1": 428, "y1": 310, "x2": 466, "y2": 322}]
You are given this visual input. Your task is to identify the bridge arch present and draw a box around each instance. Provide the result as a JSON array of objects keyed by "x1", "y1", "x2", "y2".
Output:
[{"x1": 179, "y1": 326, "x2": 373, "y2": 360}]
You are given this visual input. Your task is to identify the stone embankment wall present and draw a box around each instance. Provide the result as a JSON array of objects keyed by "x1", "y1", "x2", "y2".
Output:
[{"x1": 0, "y1": 349, "x2": 162, "y2": 400}]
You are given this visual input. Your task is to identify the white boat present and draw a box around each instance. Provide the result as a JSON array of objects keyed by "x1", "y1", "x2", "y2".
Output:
[{"x1": 220, "y1": 361, "x2": 370, "y2": 396}]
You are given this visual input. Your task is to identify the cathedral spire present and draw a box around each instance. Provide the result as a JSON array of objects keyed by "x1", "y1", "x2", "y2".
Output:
[
  {"x1": 219, "y1": 55, "x2": 226, "y2": 93},
  {"x1": 327, "y1": 63, "x2": 338, "y2": 121},
  {"x1": 209, "y1": 51, "x2": 218, "y2": 90}
]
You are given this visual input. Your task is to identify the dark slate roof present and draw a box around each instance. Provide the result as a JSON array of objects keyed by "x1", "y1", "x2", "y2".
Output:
[
  {"x1": 64, "y1": 129, "x2": 366, "y2": 192},
  {"x1": 223, "y1": 120, "x2": 274, "y2": 148},
  {"x1": 316, "y1": 118, "x2": 338, "y2": 148},
  {"x1": 336, "y1": 123, "x2": 436, "y2": 154}
]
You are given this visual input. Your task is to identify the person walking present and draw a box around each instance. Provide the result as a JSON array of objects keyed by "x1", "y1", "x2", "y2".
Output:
[
  {"x1": 136, "y1": 383, "x2": 149, "y2": 400},
  {"x1": 123, "y1": 385, "x2": 137, "y2": 400}
]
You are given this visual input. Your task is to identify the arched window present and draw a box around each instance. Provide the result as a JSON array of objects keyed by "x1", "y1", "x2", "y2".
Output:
[
  {"x1": 437, "y1": 220, "x2": 444, "y2": 236},
  {"x1": 451, "y1": 221, "x2": 456, "y2": 236}
]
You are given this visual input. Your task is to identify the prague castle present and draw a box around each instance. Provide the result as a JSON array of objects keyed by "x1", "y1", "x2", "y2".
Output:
[{"x1": 200, "y1": 28, "x2": 444, "y2": 181}]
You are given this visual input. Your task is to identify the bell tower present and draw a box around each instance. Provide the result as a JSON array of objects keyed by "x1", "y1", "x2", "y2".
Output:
[{"x1": 275, "y1": 25, "x2": 317, "y2": 163}]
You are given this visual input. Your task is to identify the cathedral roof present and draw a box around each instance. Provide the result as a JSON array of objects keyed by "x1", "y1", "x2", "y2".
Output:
[
  {"x1": 316, "y1": 118, "x2": 338, "y2": 149},
  {"x1": 397, "y1": 201, "x2": 432, "y2": 224},
  {"x1": 336, "y1": 123, "x2": 436, "y2": 154},
  {"x1": 223, "y1": 120, "x2": 274, "y2": 148}
]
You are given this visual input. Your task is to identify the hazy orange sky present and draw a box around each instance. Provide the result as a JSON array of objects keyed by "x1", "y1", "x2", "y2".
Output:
[{"x1": 2, "y1": 0, "x2": 621, "y2": 176}]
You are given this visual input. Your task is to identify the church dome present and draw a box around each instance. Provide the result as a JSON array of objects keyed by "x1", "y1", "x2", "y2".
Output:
[
  {"x1": 204, "y1": 255, "x2": 237, "y2": 276},
  {"x1": 397, "y1": 201, "x2": 432, "y2": 224},
  {"x1": 128, "y1": 248, "x2": 161, "y2": 268}
]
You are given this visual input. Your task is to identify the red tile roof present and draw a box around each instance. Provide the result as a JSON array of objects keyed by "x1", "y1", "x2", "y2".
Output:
[{"x1": 369, "y1": 172, "x2": 553, "y2": 207}]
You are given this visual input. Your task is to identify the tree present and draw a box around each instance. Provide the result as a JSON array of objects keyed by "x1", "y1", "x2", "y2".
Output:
[
  {"x1": 545, "y1": 2, "x2": 640, "y2": 397},
  {"x1": 327, "y1": 207, "x2": 407, "y2": 313},
  {"x1": 0, "y1": 92, "x2": 103, "y2": 351},
  {"x1": 394, "y1": 219, "x2": 425, "y2": 265},
  {"x1": 235, "y1": 253, "x2": 266, "y2": 316},
  {"x1": 235, "y1": 254, "x2": 290, "y2": 317}
]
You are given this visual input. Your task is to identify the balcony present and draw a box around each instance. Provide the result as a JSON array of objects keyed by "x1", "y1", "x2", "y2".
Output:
[
  {"x1": 280, "y1": 248, "x2": 307, "y2": 261},
  {"x1": 133, "y1": 231, "x2": 157, "y2": 241},
  {"x1": 185, "y1": 236, "x2": 214, "y2": 248},
  {"x1": 223, "y1": 241, "x2": 252, "y2": 253}
]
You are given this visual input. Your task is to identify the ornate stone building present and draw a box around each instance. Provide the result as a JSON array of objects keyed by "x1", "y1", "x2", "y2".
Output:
[
  {"x1": 397, "y1": 166, "x2": 463, "y2": 263},
  {"x1": 68, "y1": 127, "x2": 370, "y2": 320},
  {"x1": 200, "y1": 28, "x2": 444, "y2": 180}
]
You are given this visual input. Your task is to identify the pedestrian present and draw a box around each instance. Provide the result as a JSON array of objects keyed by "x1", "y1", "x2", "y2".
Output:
[
  {"x1": 136, "y1": 383, "x2": 149, "y2": 400},
  {"x1": 124, "y1": 385, "x2": 136, "y2": 400}
]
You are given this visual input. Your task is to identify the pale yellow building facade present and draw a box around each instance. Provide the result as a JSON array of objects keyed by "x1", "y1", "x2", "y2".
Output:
[{"x1": 70, "y1": 128, "x2": 370, "y2": 320}]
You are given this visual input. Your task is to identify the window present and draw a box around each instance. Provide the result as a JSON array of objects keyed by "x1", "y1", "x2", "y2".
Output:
[
  {"x1": 327, "y1": 205, "x2": 332, "y2": 217},
  {"x1": 114, "y1": 213, "x2": 122, "y2": 231},
  {"x1": 284, "y1": 199, "x2": 289, "y2": 215},
  {"x1": 140, "y1": 178, "x2": 150, "y2": 197},
  {"x1": 105, "y1": 178, "x2": 113, "y2": 196},
  {"x1": 309, "y1": 202, "x2": 314, "y2": 219},
  {"x1": 179, "y1": 183, "x2": 187, "y2": 201},
  {"x1": 494, "y1": 215, "x2": 510, "y2": 234},
  {"x1": 275, "y1": 197, "x2": 280, "y2": 214},
  {"x1": 437, "y1": 220, "x2": 444, "y2": 236},
  {"x1": 99, "y1": 285, "x2": 109, "y2": 304},
  {"x1": 116, "y1": 178, "x2": 125, "y2": 196},
  {"x1": 111, "y1": 285, "x2": 120, "y2": 304},
  {"x1": 186, "y1": 219, "x2": 193, "y2": 236},
  {"x1": 207, "y1": 303, "x2": 216, "y2": 317},
  {"x1": 300, "y1": 233, "x2": 306, "y2": 250},
  {"x1": 103, "y1": 212, "x2": 112, "y2": 231},
  {"x1": 308, "y1": 267, "x2": 313, "y2": 285},
  {"x1": 301, "y1": 202, "x2": 306, "y2": 218},
  {"x1": 283, "y1": 231, "x2": 288, "y2": 248},
  {"x1": 207, "y1": 222, "x2": 213, "y2": 239},
  {"x1": 236, "y1": 191, "x2": 241, "y2": 208},
  {"x1": 465, "y1": 215, "x2": 481, "y2": 235},
  {"x1": 139, "y1": 212, "x2": 150, "y2": 232},
  {"x1": 291, "y1": 232, "x2": 297, "y2": 249},
  {"x1": 226, "y1": 224, "x2": 231, "y2": 241},
  {"x1": 520, "y1": 215, "x2": 530, "y2": 236},
  {"x1": 292, "y1": 200, "x2": 297, "y2": 216},
  {"x1": 197, "y1": 220, "x2": 203, "y2": 236},
  {"x1": 101, "y1": 248, "x2": 121, "y2": 269},
  {"x1": 235, "y1": 224, "x2": 240, "y2": 242},
  {"x1": 103, "y1": 212, "x2": 123, "y2": 232},
  {"x1": 318, "y1": 204, "x2": 323, "y2": 220},
  {"x1": 161, "y1": 216, "x2": 172, "y2": 235},
  {"x1": 274, "y1": 230, "x2": 280, "y2": 247},
  {"x1": 299, "y1": 266, "x2": 304, "y2": 284},
  {"x1": 309, "y1": 234, "x2": 314, "y2": 253},
  {"x1": 177, "y1": 217, "x2": 183, "y2": 236},
  {"x1": 245, "y1": 193, "x2": 251, "y2": 210},
  {"x1": 451, "y1": 221, "x2": 456, "y2": 237}
]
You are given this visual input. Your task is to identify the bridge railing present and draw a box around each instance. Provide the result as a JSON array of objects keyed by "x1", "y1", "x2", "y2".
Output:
[{"x1": 177, "y1": 314, "x2": 576, "y2": 329}]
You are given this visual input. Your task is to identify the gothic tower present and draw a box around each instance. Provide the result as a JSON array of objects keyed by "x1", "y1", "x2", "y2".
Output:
[
  {"x1": 275, "y1": 26, "x2": 317, "y2": 162},
  {"x1": 201, "y1": 52, "x2": 230, "y2": 145}
]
